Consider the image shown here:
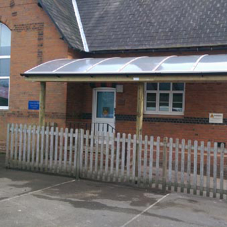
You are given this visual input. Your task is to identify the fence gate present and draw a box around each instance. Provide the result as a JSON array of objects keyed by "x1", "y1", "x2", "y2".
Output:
[{"x1": 5, "y1": 124, "x2": 227, "y2": 200}]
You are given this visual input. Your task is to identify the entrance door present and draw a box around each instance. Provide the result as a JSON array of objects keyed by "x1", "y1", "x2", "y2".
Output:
[{"x1": 92, "y1": 88, "x2": 116, "y2": 134}]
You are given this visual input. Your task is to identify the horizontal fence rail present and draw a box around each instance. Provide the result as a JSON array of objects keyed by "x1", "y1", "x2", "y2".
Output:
[{"x1": 5, "y1": 124, "x2": 227, "y2": 200}]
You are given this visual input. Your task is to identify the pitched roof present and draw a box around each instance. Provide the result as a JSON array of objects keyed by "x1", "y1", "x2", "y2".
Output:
[
  {"x1": 38, "y1": 0, "x2": 84, "y2": 51},
  {"x1": 39, "y1": 0, "x2": 227, "y2": 53}
]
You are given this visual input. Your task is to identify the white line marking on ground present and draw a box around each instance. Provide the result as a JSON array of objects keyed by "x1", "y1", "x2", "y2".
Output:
[
  {"x1": 120, "y1": 194, "x2": 170, "y2": 227},
  {"x1": 0, "y1": 179, "x2": 75, "y2": 203}
]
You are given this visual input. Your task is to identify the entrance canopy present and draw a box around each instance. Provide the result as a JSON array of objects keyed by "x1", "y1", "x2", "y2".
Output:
[{"x1": 22, "y1": 54, "x2": 227, "y2": 82}]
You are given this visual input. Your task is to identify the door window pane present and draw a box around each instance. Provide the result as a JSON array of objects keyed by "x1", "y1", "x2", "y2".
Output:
[
  {"x1": 159, "y1": 93, "x2": 169, "y2": 111},
  {"x1": 146, "y1": 93, "x2": 156, "y2": 111},
  {"x1": 97, "y1": 92, "x2": 114, "y2": 118},
  {"x1": 0, "y1": 79, "x2": 9, "y2": 107},
  {"x1": 159, "y1": 83, "x2": 170, "y2": 91}
]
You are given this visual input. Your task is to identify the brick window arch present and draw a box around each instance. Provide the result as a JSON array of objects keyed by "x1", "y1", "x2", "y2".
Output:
[{"x1": 0, "y1": 23, "x2": 11, "y2": 109}]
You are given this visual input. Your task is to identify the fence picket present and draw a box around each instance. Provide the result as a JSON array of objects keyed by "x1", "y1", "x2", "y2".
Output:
[
  {"x1": 22, "y1": 125, "x2": 27, "y2": 170},
  {"x1": 94, "y1": 132, "x2": 99, "y2": 179},
  {"x1": 30, "y1": 125, "x2": 35, "y2": 170},
  {"x1": 58, "y1": 128, "x2": 64, "y2": 173},
  {"x1": 174, "y1": 139, "x2": 179, "y2": 192},
  {"x1": 40, "y1": 126, "x2": 45, "y2": 171},
  {"x1": 132, "y1": 135, "x2": 137, "y2": 183},
  {"x1": 49, "y1": 127, "x2": 54, "y2": 172},
  {"x1": 68, "y1": 128, "x2": 74, "y2": 175},
  {"x1": 206, "y1": 142, "x2": 211, "y2": 197},
  {"x1": 213, "y1": 142, "x2": 218, "y2": 198},
  {"x1": 138, "y1": 135, "x2": 143, "y2": 186},
  {"x1": 74, "y1": 129, "x2": 79, "y2": 177},
  {"x1": 54, "y1": 127, "x2": 59, "y2": 173},
  {"x1": 14, "y1": 124, "x2": 18, "y2": 168},
  {"x1": 89, "y1": 130, "x2": 94, "y2": 177},
  {"x1": 79, "y1": 129, "x2": 84, "y2": 177},
  {"x1": 220, "y1": 143, "x2": 224, "y2": 199},
  {"x1": 44, "y1": 126, "x2": 49, "y2": 172},
  {"x1": 180, "y1": 139, "x2": 185, "y2": 193},
  {"x1": 10, "y1": 124, "x2": 14, "y2": 166},
  {"x1": 35, "y1": 126, "x2": 40, "y2": 170},
  {"x1": 187, "y1": 140, "x2": 192, "y2": 194},
  {"x1": 104, "y1": 133, "x2": 110, "y2": 181},
  {"x1": 168, "y1": 138, "x2": 173, "y2": 190},
  {"x1": 155, "y1": 137, "x2": 160, "y2": 189},
  {"x1": 143, "y1": 136, "x2": 148, "y2": 186},
  {"x1": 110, "y1": 133, "x2": 115, "y2": 181},
  {"x1": 200, "y1": 141, "x2": 204, "y2": 196},
  {"x1": 149, "y1": 136, "x2": 154, "y2": 186},
  {"x1": 126, "y1": 134, "x2": 131, "y2": 183},
  {"x1": 99, "y1": 131, "x2": 104, "y2": 180},
  {"x1": 5, "y1": 124, "x2": 10, "y2": 168},
  {"x1": 115, "y1": 133, "x2": 120, "y2": 182},
  {"x1": 84, "y1": 130, "x2": 89, "y2": 177},
  {"x1": 193, "y1": 140, "x2": 198, "y2": 195},
  {"x1": 63, "y1": 128, "x2": 68, "y2": 173},
  {"x1": 121, "y1": 133, "x2": 126, "y2": 182}
]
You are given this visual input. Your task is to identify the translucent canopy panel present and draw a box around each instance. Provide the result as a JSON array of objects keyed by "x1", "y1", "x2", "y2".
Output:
[
  {"x1": 87, "y1": 57, "x2": 135, "y2": 73},
  {"x1": 194, "y1": 55, "x2": 227, "y2": 72},
  {"x1": 57, "y1": 58, "x2": 106, "y2": 73},
  {"x1": 156, "y1": 55, "x2": 201, "y2": 72},
  {"x1": 24, "y1": 54, "x2": 227, "y2": 75},
  {"x1": 27, "y1": 59, "x2": 73, "y2": 73},
  {"x1": 121, "y1": 56, "x2": 167, "y2": 72}
]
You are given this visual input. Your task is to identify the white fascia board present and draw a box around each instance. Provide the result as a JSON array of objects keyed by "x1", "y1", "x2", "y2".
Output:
[{"x1": 72, "y1": 0, "x2": 89, "y2": 52}]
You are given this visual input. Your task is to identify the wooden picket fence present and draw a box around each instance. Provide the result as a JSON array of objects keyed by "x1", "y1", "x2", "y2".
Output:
[{"x1": 5, "y1": 123, "x2": 227, "y2": 200}]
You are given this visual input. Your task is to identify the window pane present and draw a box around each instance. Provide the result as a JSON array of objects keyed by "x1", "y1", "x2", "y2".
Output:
[
  {"x1": 147, "y1": 102, "x2": 156, "y2": 111},
  {"x1": 159, "y1": 93, "x2": 169, "y2": 111},
  {"x1": 0, "y1": 24, "x2": 11, "y2": 56},
  {"x1": 147, "y1": 93, "x2": 156, "y2": 102},
  {"x1": 173, "y1": 83, "x2": 184, "y2": 91},
  {"x1": 159, "y1": 83, "x2": 170, "y2": 91},
  {"x1": 0, "y1": 79, "x2": 9, "y2": 107},
  {"x1": 173, "y1": 94, "x2": 183, "y2": 112},
  {"x1": 172, "y1": 103, "x2": 183, "y2": 112},
  {"x1": 0, "y1": 59, "x2": 10, "y2": 77},
  {"x1": 147, "y1": 83, "x2": 157, "y2": 91},
  {"x1": 147, "y1": 93, "x2": 156, "y2": 111},
  {"x1": 173, "y1": 94, "x2": 183, "y2": 102}
]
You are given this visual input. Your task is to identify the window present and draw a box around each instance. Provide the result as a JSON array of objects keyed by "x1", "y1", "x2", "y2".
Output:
[
  {"x1": 0, "y1": 23, "x2": 11, "y2": 109},
  {"x1": 145, "y1": 83, "x2": 185, "y2": 115}
]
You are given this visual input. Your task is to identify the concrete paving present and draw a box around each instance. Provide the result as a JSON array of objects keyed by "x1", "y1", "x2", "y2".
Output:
[{"x1": 0, "y1": 153, "x2": 227, "y2": 227}]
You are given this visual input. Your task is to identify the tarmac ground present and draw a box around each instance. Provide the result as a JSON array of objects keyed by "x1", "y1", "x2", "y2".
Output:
[{"x1": 0, "y1": 153, "x2": 227, "y2": 227}]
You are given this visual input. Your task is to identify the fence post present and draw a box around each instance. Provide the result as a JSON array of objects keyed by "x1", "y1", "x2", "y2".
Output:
[{"x1": 162, "y1": 137, "x2": 168, "y2": 193}]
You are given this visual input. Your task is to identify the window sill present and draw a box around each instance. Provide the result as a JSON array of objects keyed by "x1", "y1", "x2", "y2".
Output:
[
  {"x1": 144, "y1": 111, "x2": 184, "y2": 117},
  {"x1": 0, "y1": 107, "x2": 9, "y2": 111}
]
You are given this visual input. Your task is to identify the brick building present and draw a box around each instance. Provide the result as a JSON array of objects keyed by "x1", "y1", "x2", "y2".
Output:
[{"x1": 1, "y1": 0, "x2": 227, "y2": 151}]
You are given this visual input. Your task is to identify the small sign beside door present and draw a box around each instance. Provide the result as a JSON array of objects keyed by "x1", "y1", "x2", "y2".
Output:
[
  {"x1": 28, "y1": 101, "x2": 40, "y2": 110},
  {"x1": 209, "y1": 113, "x2": 223, "y2": 124}
]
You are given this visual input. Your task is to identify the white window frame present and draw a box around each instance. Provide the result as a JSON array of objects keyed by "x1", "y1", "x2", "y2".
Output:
[
  {"x1": 144, "y1": 82, "x2": 185, "y2": 115},
  {"x1": 0, "y1": 23, "x2": 11, "y2": 110}
]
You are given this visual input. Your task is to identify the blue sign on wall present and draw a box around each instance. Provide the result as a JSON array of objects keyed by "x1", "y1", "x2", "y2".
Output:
[{"x1": 28, "y1": 101, "x2": 40, "y2": 110}]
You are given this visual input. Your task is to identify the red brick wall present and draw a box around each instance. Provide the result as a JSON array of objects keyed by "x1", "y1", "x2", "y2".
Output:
[
  {"x1": 67, "y1": 82, "x2": 227, "y2": 145},
  {"x1": 0, "y1": 0, "x2": 72, "y2": 151}
]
